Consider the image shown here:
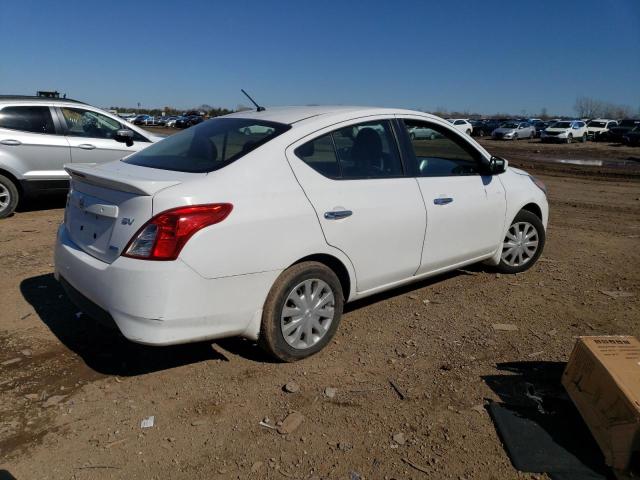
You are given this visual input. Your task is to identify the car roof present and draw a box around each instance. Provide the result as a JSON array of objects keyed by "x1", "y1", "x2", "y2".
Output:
[
  {"x1": 224, "y1": 105, "x2": 422, "y2": 125},
  {"x1": 0, "y1": 95, "x2": 86, "y2": 105}
]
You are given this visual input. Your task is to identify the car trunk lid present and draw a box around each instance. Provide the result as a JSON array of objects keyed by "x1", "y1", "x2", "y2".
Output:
[{"x1": 64, "y1": 162, "x2": 204, "y2": 264}]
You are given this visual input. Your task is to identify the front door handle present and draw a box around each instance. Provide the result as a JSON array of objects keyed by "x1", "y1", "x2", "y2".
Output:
[
  {"x1": 0, "y1": 139, "x2": 22, "y2": 146},
  {"x1": 433, "y1": 197, "x2": 453, "y2": 205},
  {"x1": 324, "y1": 210, "x2": 353, "y2": 220},
  {"x1": 78, "y1": 144, "x2": 96, "y2": 150}
]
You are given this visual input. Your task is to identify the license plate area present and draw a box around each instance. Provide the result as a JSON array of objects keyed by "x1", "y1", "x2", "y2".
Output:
[{"x1": 66, "y1": 190, "x2": 117, "y2": 256}]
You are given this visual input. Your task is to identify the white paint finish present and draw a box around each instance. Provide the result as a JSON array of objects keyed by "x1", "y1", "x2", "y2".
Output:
[
  {"x1": 54, "y1": 105, "x2": 549, "y2": 347},
  {"x1": 55, "y1": 225, "x2": 279, "y2": 345},
  {"x1": 416, "y1": 175, "x2": 506, "y2": 273}
]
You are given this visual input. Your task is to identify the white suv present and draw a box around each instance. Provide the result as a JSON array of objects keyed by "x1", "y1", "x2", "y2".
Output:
[
  {"x1": 586, "y1": 119, "x2": 618, "y2": 141},
  {"x1": 541, "y1": 120, "x2": 588, "y2": 143},
  {"x1": 55, "y1": 106, "x2": 548, "y2": 361},
  {"x1": 0, "y1": 96, "x2": 160, "y2": 218}
]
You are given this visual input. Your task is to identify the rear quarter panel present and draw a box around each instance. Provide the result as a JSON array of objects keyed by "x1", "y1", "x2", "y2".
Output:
[{"x1": 153, "y1": 138, "x2": 353, "y2": 282}]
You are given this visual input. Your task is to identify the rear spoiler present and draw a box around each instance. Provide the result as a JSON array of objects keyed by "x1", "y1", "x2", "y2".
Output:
[{"x1": 64, "y1": 163, "x2": 182, "y2": 196}]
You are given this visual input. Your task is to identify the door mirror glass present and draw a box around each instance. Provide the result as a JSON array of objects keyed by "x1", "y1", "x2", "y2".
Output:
[
  {"x1": 115, "y1": 129, "x2": 134, "y2": 147},
  {"x1": 489, "y1": 156, "x2": 506, "y2": 174}
]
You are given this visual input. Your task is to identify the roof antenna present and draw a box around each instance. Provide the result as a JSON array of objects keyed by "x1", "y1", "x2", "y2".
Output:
[{"x1": 241, "y1": 89, "x2": 265, "y2": 112}]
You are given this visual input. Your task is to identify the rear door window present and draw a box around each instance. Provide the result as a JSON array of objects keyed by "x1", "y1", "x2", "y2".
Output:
[
  {"x1": 294, "y1": 120, "x2": 404, "y2": 179},
  {"x1": 124, "y1": 118, "x2": 290, "y2": 173},
  {"x1": 0, "y1": 106, "x2": 55, "y2": 134},
  {"x1": 294, "y1": 133, "x2": 340, "y2": 178}
]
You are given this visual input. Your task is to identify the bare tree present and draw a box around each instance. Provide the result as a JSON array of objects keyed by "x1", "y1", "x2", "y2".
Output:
[{"x1": 574, "y1": 96, "x2": 603, "y2": 118}]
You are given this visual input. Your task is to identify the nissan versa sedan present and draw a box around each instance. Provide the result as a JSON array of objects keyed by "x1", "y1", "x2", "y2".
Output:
[{"x1": 55, "y1": 106, "x2": 548, "y2": 362}]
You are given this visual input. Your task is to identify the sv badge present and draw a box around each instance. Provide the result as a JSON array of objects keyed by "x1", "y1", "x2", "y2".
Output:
[{"x1": 121, "y1": 218, "x2": 135, "y2": 226}]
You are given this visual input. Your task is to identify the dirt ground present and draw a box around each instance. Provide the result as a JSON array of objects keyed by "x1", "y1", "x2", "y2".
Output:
[{"x1": 1, "y1": 138, "x2": 639, "y2": 479}]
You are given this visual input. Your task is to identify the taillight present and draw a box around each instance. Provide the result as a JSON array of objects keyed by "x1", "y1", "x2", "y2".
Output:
[{"x1": 123, "y1": 204, "x2": 233, "y2": 260}]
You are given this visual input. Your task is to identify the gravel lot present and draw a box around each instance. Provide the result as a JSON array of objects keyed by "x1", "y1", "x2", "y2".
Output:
[{"x1": 1, "y1": 139, "x2": 639, "y2": 479}]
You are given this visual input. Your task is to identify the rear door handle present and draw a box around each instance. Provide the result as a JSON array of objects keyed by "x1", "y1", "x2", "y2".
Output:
[
  {"x1": 78, "y1": 144, "x2": 96, "y2": 150},
  {"x1": 0, "y1": 139, "x2": 22, "y2": 146},
  {"x1": 433, "y1": 197, "x2": 453, "y2": 205},
  {"x1": 324, "y1": 210, "x2": 353, "y2": 220}
]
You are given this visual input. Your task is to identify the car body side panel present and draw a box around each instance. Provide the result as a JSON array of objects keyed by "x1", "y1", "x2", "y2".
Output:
[{"x1": 161, "y1": 141, "x2": 358, "y2": 295}]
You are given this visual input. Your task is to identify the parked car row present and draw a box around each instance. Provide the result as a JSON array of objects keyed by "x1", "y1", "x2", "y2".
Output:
[
  {"x1": 464, "y1": 116, "x2": 640, "y2": 144},
  {"x1": 130, "y1": 114, "x2": 204, "y2": 129}
]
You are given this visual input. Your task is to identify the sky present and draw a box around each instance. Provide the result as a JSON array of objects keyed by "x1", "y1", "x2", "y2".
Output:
[{"x1": 1, "y1": 0, "x2": 639, "y2": 116}]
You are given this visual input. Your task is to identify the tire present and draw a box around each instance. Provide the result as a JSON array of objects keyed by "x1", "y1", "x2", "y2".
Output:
[
  {"x1": 466, "y1": 129, "x2": 471, "y2": 135},
  {"x1": 0, "y1": 174, "x2": 19, "y2": 219},
  {"x1": 496, "y1": 210, "x2": 546, "y2": 274},
  {"x1": 513, "y1": 133, "x2": 519, "y2": 141},
  {"x1": 409, "y1": 132, "x2": 415, "y2": 140},
  {"x1": 566, "y1": 134, "x2": 573, "y2": 144},
  {"x1": 530, "y1": 131, "x2": 535, "y2": 140},
  {"x1": 259, "y1": 261, "x2": 344, "y2": 362},
  {"x1": 581, "y1": 133, "x2": 587, "y2": 143}
]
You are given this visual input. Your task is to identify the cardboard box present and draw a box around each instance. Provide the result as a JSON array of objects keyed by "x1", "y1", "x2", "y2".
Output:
[{"x1": 562, "y1": 336, "x2": 640, "y2": 474}]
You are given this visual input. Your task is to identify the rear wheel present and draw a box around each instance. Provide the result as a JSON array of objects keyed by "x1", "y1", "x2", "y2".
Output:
[
  {"x1": 0, "y1": 174, "x2": 19, "y2": 219},
  {"x1": 497, "y1": 210, "x2": 545, "y2": 274},
  {"x1": 259, "y1": 261, "x2": 344, "y2": 362}
]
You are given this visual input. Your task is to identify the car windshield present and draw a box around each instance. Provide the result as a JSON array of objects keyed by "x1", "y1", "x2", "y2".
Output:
[
  {"x1": 124, "y1": 118, "x2": 291, "y2": 173},
  {"x1": 553, "y1": 122, "x2": 571, "y2": 128},
  {"x1": 587, "y1": 121, "x2": 606, "y2": 128},
  {"x1": 501, "y1": 123, "x2": 518, "y2": 129}
]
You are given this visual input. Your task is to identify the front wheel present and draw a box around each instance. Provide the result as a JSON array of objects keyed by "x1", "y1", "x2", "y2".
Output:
[
  {"x1": 566, "y1": 134, "x2": 573, "y2": 144},
  {"x1": 466, "y1": 129, "x2": 471, "y2": 135},
  {"x1": 497, "y1": 210, "x2": 545, "y2": 274},
  {"x1": 513, "y1": 133, "x2": 519, "y2": 141},
  {"x1": 259, "y1": 261, "x2": 344, "y2": 362},
  {"x1": 581, "y1": 133, "x2": 587, "y2": 143},
  {"x1": 0, "y1": 174, "x2": 19, "y2": 219}
]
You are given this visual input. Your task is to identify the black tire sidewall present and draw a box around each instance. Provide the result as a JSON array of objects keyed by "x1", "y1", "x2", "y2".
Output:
[
  {"x1": 497, "y1": 210, "x2": 546, "y2": 274},
  {"x1": 0, "y1": 174, "x2": 19, "y2": 219},
  {"x1": 260, "y1": 262, "x2": 344, "y2": 362}
]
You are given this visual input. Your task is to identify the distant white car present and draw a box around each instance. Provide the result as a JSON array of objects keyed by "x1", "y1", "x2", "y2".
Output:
[
  {"x1": 55, "y1": 106, "x2": 548, "y2": 361},
  {"x1": 446, "y1": 119, "x2": 473, "y2": 135},
  {"x1": 586, "y1": 119, "x2": 618, "y2": 141},
  {"x1": 541, "y1": 120, "x2": 588, "y2": 143}
]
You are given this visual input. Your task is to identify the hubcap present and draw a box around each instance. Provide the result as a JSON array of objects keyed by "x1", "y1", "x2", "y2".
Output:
[
  {"x1": 280, "y1": 279, "x2": 335, "y2": 350},
  {"x1": 501, "y1": 222, "x2": 539, "y2": 267},
  {"x1": 0, "y1": 183, "x2": 10, "y2": 210}
]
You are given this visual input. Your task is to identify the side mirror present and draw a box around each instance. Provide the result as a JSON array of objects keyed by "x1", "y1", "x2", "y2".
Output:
[
  {"x1": 115, "y1": 129, "x2": 134, "y2": 147},
  {"x1": 489, "y1": 156, "x2": 506, "y2": 174}
]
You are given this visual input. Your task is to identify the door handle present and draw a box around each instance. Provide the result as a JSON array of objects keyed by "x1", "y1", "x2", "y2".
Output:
[
  {"x1": 433, "y1": 197, "x2": 453, "y2": 205},
  {"x1": 78, "y1": 144, "x2": 96, "y2": 150},
  {"x1": 324, "y1": 210, "x2": 353, "y2": 220},
  {"x1": 0, "y1": 139, "x2": 22, "y2": 146}
]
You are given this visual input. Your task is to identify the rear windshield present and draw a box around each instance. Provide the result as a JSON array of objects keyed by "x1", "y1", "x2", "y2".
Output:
[
  {"x1": 587, "y1": 121, "x2": 606, "y2": 128},
  {"x1": 553, "y1": 122, "x2": 571, "y2": 128},
  {"x1": 124, "y1": 118, "x2": 291, "y2": 173}
]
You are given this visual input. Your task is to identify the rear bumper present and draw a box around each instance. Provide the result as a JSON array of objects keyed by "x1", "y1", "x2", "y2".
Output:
[{"x1": 54, "y1": 225, "x2": 279, "y2": 345}]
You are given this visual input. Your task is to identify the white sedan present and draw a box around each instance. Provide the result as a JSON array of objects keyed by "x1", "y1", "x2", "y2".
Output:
[
  {"x1": 55, "y1": 106, "x2": 548, "y2": 361},
  {"x1": 446, "y1": 118, "x2": 473, "y2": 135}
]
